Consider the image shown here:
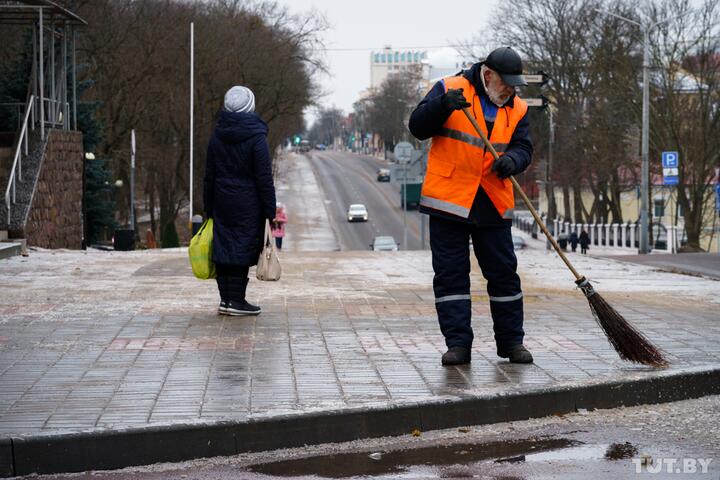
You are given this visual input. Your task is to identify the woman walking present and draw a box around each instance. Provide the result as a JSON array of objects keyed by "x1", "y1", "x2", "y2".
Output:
[
  {"x1": 271, "y1": 203, "x2": 288, "y2": 250},
  {"x1": 204, "y1": 86, "x2": 276, "y2": 316},
  {"x1": 569, "y1": 231, "x2": 579, "y2": 253},
  {"x1": 579, "y1": 229, "x2": 590, "y2": 255}
]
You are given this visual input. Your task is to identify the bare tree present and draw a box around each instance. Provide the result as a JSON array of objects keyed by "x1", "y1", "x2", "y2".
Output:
[
  {"x1": 366, "y1": 70, "x2": 423, "y2": 152},
  {"x1": 60, "y1": 0, "x2": 326, "y2": 240},
  {"x1": 486, "y1": 0, "x2": 650, "y2": 225},
  {"x1": 648, "y1": 0, "x2": 720, "y2": 250},
  {"x1": 307, "y1": 107, "x2": 345, "y2": 146}
]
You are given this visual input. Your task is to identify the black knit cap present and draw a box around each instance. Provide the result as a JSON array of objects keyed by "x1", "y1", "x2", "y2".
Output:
[{"x1": 485, "y1": 47, "x2": 527, "y2": 86}]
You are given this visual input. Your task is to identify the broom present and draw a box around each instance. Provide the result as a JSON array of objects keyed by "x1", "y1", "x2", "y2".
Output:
[{"x1": 461, "y1": 107, "x2": 668, "y2": 368}]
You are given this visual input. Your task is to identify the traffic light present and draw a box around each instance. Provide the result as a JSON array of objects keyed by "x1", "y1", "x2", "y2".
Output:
[{"x1": 293, "y1": 135, "x2": 301, "y2": 145}]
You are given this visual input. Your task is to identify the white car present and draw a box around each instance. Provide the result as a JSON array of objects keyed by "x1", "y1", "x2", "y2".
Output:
[
  {"x1": 371, "y1": 236, "x2": 399, "y2": 251},
  {"x1": 347, "y1": 204, "x2": 368, "y2": 222}
]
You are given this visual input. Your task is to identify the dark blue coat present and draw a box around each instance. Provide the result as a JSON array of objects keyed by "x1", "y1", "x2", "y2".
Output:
[
  {"x1": 203, "y1": 111, "x2": 276, "y2": 266},
  {"x1": 409, "y1": 62, "x2": 533, "y2": 226}
]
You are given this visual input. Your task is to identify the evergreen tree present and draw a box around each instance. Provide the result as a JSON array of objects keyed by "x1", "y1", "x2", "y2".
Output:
[
  {"x1": 161, "y1": 221, "x2": 180, "y2": 248},
  {"x1": 76, "y1": 67, "x2": 116, "y2": 245},
  {"x1": 0, "y1": 31, "x2": 32, "y2": 131},
  {"x1": 84, "y1": 157, "x2": 116, "y2": 244}
]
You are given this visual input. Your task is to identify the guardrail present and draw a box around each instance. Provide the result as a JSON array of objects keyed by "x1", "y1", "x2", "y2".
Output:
[
  {"x1": 514, "y1": 214, "x2": 680, "y2": 253},
  {"x1": 4, "y1": 95, "x2": 35, "y2": 227}
]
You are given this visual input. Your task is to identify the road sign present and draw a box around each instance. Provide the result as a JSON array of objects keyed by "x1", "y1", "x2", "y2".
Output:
[
  {"x1": 391, "y1": 165, "x2": 423, "y2": 184},
  {"x1": 521, "y1": 71, "x2": 550, "y2": 85},
  {"x1": 524, "y1": 96, "x2": 549, "y2": 108},
  {"x1": 716, "y1": 184, "x2": 720, "y2": 212},
  {"x1": 393, "y1": 141, "x2": 413, "y2": 163},
  {"x1": 663, "y1": 175, "x2": 679, "y2": 186},
  {"x1": 391, "y1": 148, "x2": 426, "y2": 184},
  {"x1": 662, "y1": 151, "x2": 679, "y2": 168},
  {"x1": 662, "y1": 151, "x2": 679, "y2": 185}
]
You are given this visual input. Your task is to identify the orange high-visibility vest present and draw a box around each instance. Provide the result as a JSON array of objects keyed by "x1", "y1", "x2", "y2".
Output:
[{"x1": 420, "y1": 75, "x2": 528, "y2": 219}]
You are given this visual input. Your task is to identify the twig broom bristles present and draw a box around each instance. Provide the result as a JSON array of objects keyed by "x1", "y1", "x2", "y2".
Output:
[{"x1": 461, "y1": 107, "x2": 668, "y2": 367}]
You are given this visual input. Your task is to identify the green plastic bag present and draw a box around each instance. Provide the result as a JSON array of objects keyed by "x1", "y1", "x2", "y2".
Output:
[{"x1": 188, "y1": 219, "x2": 216, "y2": 279}]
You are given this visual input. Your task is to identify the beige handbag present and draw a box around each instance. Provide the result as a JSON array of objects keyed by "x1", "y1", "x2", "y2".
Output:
[{"x1": 256, "y1": 219, "x2": 281, "y2": 281}]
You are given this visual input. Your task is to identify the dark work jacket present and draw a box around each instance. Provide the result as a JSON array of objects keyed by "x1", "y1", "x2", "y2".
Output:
[
  {"x1": 408, "y1": 62, "x2": 533, "y2": 226},
  {"x1": 203, "y1": 111, "x2": 276, "y2": 266}
]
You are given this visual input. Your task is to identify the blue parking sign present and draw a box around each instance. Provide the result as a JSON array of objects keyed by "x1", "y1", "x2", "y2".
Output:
[
  {"x1": 662, "y1": 151, "x2": 679, "y2": 185},
  {"x1": 662, "y1": 151, "x2": 679, "y2": 168},
  {"x1": 716, "y1": 184, "x2": 720, "y2": 212}
]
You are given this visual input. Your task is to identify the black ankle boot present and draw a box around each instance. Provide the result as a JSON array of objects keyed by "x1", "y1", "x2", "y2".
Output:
[
  {"x1": 226, "y1": 277, "x2": 261, "y2": 316},
  {"x1": 216, "y1": 276, "x2": 228, "y2": 315},
  {"x1": 442, "y1": 346, "x2": 471, "y2": 365}
]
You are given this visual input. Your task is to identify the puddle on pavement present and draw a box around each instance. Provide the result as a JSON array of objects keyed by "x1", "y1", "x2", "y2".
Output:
[
  {"x1": 247, "y1": 437, "x2": 635, "y2": 478},
  {"x1": 248, "y1": 438, "x2": 639, "y2": 478}
]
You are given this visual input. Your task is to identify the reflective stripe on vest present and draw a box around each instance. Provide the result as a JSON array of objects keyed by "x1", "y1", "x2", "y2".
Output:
[
  {"x1": 437, "y1": 128, "x2": 508, "y2": 153},
  {"x1": 421, "y1": 75, "x2": 528, "y2": 219}
]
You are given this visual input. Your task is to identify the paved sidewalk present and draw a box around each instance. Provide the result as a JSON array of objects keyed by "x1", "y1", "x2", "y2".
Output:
[
  {"x1": 273, "y1": 153, "x2": 339, "y2": 252},
  {"x1": 1, "y1": 247, "x2": 719, "y2": 438}
]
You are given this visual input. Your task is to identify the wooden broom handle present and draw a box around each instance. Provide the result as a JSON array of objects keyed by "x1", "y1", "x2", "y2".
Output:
[{"x1": 460, "y1": 107, "x2": 583, "y2": 281}]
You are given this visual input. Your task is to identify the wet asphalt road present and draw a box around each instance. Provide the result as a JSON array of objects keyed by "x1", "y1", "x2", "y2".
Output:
[
  {"x1": 27, "y1": 395, "x2": 720, "y2": 479},
  {"x1": 308, "y1": 150, "x2": 427, "y2": 251}
]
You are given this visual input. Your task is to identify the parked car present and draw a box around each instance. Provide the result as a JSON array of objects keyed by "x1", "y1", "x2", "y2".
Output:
[
  {"x1": 370, "y1": 236, "x2": 399, "y2": 251},
  {"x1": 376, "y1": 168, "x2": 390, "y2": 182},
  {"x1": 315, "y1": 143, "x2": 327, "y2": 150},
  {"x1": 347, "y1": 204, "x2": 368, "y2": 222},
  {"x1": 511, "y1": 235, "x2": 527, "y2": 250}
]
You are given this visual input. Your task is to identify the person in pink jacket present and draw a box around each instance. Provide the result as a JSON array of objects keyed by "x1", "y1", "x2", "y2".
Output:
[{"x1": 271, "y1": 203, "x2": 288, "y2": 250}]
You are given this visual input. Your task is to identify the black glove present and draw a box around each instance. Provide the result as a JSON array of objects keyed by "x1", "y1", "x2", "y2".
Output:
[
  {"x1": 492, "y1": 155, "x2": 516, "y2": 179},
  {"x1": 441, "y1": 88, "x2": 471, "y2": 111}
]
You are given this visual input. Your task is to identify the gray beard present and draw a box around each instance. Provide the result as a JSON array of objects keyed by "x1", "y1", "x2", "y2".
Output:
[{"x1": 487, "y1": 87, "x2": 509, "y2": 107}]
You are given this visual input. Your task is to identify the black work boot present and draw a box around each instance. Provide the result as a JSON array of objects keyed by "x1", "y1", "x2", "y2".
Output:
[
  {"x1": 442, "y1": 346, "x2": 471, "y2": 365},
  {"x1": 226, "y1": 277, "x2": 261, "y2": 316},
  {"x1": 497, "y1": 344, "x2": 534, "y2": 364},
  {"x1": 216, "y1": 276, "x2": 228, "y2": 315}
]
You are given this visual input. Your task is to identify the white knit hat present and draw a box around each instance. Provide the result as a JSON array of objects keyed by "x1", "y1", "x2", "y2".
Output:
[{"x1": 223, "y1": 86, "x2": 255, "y2": 113}]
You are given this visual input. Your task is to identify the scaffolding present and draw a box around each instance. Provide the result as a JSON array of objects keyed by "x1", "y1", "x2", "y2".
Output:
[{"x1": 0, "y1": 0, "x2": 87, "y2": 139}]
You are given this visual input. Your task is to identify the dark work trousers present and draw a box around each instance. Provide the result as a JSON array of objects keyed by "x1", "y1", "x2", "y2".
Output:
[
  {"x1": 215, "y1": 263, "x2": 250, "y2": 303},
  {"x1": 429, "y1": 215, "x2": 524, "y2": 350}
]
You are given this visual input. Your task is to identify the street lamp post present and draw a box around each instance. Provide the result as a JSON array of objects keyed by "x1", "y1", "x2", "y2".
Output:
[
  {"x1": 130, "y1": 129, "x2": 136, "y2": 231},
  {"x1": 189, "y1": 21, "x2": 194, "y2": 229},
  {"x1": 594, "y1": 9, "x2": 677, "y2": 254}
]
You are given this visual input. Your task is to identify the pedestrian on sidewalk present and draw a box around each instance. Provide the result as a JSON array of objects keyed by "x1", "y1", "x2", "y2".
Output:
[
  {"x1": 579, "y1": 230, "x2": 590, "y2": 255},
  {"x1": 409, "y1": 47, "x2": 534, "y2": 366},
  {"x1": 203, "y1": 85, "x2": 276, "y2": 316},
  {"x1": 271, "y1": 203, "x2": 288, "y2": 250},
  {"x1": 570, "y1": 231, "x2": 579, "y2": 253}
]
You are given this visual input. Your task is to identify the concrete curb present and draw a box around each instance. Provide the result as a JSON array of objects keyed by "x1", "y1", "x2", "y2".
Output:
[
  {"x1": 0, "y1": 243, "x2": 21, "y2": 261},
  {"x1": 3, "y1": 366, "x2": 719, "y2": 477}
]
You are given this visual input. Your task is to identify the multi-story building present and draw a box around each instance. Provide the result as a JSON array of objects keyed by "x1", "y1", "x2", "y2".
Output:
[{"x1": 370, "y1": 46, "x2": 427, "y2": 88}]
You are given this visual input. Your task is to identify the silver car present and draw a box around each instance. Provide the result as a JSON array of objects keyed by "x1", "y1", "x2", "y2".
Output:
[
  {"x1": 512, "y1": 235, "x2": 527, "y2": 250},
  {"x1": 371, "y1": 236, "x2": 399, "y2": 251}
]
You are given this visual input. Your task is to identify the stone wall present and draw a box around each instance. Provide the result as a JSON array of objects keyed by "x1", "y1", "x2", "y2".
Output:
[{"x1": 24, "y1": 130, "x2": 84, "y2": 249}]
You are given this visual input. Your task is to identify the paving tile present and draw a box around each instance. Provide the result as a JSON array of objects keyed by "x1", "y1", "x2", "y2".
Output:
[{"x1": 0, "y1": 250, "x2": 717, "y2": 436}]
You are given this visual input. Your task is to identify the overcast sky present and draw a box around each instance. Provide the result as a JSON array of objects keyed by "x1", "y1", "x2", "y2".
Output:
[{"x1": 275, "y1": 0, "x2": 500, "y2": 122}]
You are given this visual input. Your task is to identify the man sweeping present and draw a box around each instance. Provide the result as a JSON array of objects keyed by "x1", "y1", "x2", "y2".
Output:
[{"x1": 409, "y1": 47, "x2": 533, "y2": 366}]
